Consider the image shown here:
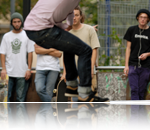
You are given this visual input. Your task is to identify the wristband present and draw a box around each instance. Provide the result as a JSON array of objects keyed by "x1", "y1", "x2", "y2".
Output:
[{"x1": 27, "y1": 69, "x2": 31, "y2": 71}]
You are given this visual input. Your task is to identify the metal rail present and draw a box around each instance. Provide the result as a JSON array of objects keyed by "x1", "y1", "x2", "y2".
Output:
[{"x1": 96, "y1": 66, "x2": 125, "y2": 70}]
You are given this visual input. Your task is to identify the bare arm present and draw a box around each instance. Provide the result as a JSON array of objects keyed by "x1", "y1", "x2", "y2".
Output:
[
  {"x1": 124, "y1": 41, "x2": 131, "y2": 76},
  {"x1": 61, "y1": 57, "x2": 66, "y2": 80},
  {"x1": 25, "y1": 52, "x2": 33, "y2": 80},
  {"x1": 0, "y1": 54, "x2": 7, "y2": 80},
  {"x1": 34, "y1": 44, "x2": 62, "y2": 58},
  {"x1": 91, "y1": 48, "x2": 98, "y2": 78}
]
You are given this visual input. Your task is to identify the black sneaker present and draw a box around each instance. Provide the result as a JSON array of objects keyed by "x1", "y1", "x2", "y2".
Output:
[
  {"x1": 78, "y1": 91, "x2": 109, "y2": 102},
  {"x1": 65, "y1": 86, "x2": 78, "y2": 97}
]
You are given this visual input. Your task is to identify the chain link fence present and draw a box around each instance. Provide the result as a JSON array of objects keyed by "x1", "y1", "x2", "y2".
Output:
[{"x1": 98, "y1": 0, "x2": 150, "y2": 66}]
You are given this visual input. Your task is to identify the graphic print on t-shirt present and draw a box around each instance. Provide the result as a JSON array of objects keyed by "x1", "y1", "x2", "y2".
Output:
[
  {"x1": 11, "y1": 38, "x2": 22, "y2": 54},
  {"x1": 135, "y1": 34, "x2": 148, "y2": 40}
]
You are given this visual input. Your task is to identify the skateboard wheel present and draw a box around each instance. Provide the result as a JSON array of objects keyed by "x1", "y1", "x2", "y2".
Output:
[
  {"x1": 53, "y1": 112, "x2": 57, "y2": 116},
  {"x1": 53, "y1": 89, "x2": 57, "y2": 93}
]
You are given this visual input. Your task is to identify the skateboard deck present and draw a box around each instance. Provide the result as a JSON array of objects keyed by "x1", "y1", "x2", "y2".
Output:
[
  {"x1": 0, "y1": 78, "x2": 8, "y2": 129},
  {"x1": 52, "y1": 80, "x2": 68, "y2": 125}
]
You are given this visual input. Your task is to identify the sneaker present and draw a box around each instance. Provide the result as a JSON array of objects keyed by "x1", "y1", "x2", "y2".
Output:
[
  {"x1": 65, "y1": 86, "x2": 78, "y2": 97},
  {"x1": 78, "y1": 91, "x2": 109, "y2": 102}
]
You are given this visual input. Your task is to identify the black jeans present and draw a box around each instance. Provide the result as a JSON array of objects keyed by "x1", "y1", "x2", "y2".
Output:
[{"x1": 25, "y1": 26, "x2": 92, "y2": 87}]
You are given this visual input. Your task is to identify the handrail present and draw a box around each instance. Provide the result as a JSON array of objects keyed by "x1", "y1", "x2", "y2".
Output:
[{"x1": 96, "y1": 66, "x2": 125, "y2": 70}]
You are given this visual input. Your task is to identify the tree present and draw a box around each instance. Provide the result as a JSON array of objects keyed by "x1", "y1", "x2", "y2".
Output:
[
  {"x1": 0, "y1": 0, "x2": 98, "y2": 25},
  {"x1": 80, "y1": 0, "x2": 98, "y2": 25}
]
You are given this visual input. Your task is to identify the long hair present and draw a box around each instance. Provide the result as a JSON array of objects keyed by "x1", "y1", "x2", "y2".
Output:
[{"x1": 74, "y1": 6, "x2": 85, "y2": 23}]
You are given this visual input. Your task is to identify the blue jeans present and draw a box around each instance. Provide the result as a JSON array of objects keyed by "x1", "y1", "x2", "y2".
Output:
[
  {"x1": 8, "y1": 77, "x2": 29, "y2": 128},
  {"x1": 35, "y1": 70, "x2": 59, "y2": 102},
  {"x1": 35, "y1": 70, "x2": 59, "y2": 130},
  {"x1": 26, "y1": 26, "x2": 92, "y2": 94},
  {"x1": 35, "y1": 103, "x2": 58, "y2": 130}
]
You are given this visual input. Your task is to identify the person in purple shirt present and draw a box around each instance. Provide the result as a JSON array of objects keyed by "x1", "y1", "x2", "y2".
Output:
[{"x1": 24, "y1": 0, "x2": 109, "y2": 102}]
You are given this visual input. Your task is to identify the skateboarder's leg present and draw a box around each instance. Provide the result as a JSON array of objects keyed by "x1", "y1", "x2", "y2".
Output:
[
  {"x1": 8, "y1": 77, "x2": 15, "y2": 102},
  {"x1": 16, "y1": 77, "x2": 29, "y2": 127},
  {"x1": 26, "y1": 26, "x2": 92, "y2": 87},
  {"x1": 25, "y1": 26, "x2": 108, "y2": 102},
  {"x1": 63, "y1": 52, "x2": 78, "y2": 97}
]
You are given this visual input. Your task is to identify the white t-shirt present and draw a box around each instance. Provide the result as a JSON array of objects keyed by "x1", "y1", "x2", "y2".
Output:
[
  {"x1": 36, "y1": 54, "x2": 60, "y2": 72},
  {"x1": 0, "y1": 30, "x2": 35, "y2": 77}
]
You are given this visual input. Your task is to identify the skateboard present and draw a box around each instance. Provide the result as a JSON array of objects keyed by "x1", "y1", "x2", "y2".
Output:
[
  {"x1": 0, "y1": 83, "x2": 8, "y2": 127},
  {"x1": 52, "y1": 90, "x2": 68, "y2": 127}
]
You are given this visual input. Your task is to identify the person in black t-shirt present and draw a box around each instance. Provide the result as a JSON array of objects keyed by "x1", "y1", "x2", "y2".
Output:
[
  {"x1": 124, "y1": 9, "x2": 150, "y2": 100},
  {"x1": 124, "y1": 9, "x2": 150, "y2": 130}
]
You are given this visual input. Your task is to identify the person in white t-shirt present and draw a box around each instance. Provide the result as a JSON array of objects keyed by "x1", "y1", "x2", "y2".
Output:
[
  {"x1": 0, "y1": 12, "x2": 34, "y2": 102},
  {"x1": 34, "y1": 44, "x2": 62, "y2": 102}
]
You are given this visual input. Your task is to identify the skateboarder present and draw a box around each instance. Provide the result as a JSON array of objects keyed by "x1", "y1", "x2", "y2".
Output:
[
  {"x1": 0, "y1": 12, "x2": 34, "y2": 102},
  {"x1": 24, "y1": 0, "x2": 108, "y2": 102},
  {"x1": 24, "y1": 0, "x2": 108, "y2": 129},
  {"x1": 124, "y1": 9, "x2": 150, "y2": 100}
]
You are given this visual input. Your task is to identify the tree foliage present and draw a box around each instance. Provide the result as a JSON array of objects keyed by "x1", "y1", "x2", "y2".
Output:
[{"x1": 0, "y1": 0, "x2": 98, "y2": 25}]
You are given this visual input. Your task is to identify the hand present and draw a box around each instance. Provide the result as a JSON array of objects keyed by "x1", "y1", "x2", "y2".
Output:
[
  {"x1": 61, "y1": 72, "x2": 66, "y2": 80},
  {"x1": 139, "y1": 53, "x2": 148, "y2": 60},
  {"x1": 25, "y1": 125, "x2": 31, "y2": 130},
  {"x1": 25, "y1": 70, "x2": 31, "y2": 80},
  {"x1": 95, "y1": 62, "x2": 98, "y2": 67},
  {"x1": 124, "y1": 66, "x2": 129, "y2": 76},
  {"x1": 1, "y1": 69, "x2": 7, "y2": 80},
  {"x1": 65, "y1": 26, "x2": 72, "y2": 31},
  {"x1": 93, "y1": 25, "x2": 98, "y2": 32}
]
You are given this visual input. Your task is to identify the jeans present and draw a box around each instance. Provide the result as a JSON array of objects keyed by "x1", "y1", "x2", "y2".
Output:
[
  {"x1": 128, "y1": 66, "x2": 150, "y2": 100},
  {"x1": 35, "y1": 103, "x2": 58, "y2": 130},
  {"x1": 8, "y1": 77, "x2": 28, "y2": 102},
  {"x1": 35, "y1": 70, "x2": 59, "y2": 130},
  {"x1": 35, "y1": 70, "x2": 59, "y2": 102},
  {"x1": 26, "y1": 26, "x2": 92, "y2": 94}
]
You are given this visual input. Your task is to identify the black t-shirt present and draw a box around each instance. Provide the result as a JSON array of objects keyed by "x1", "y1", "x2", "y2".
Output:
[{"x1": 124, "y1": 25, "x2": 150, "y2": 68}]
